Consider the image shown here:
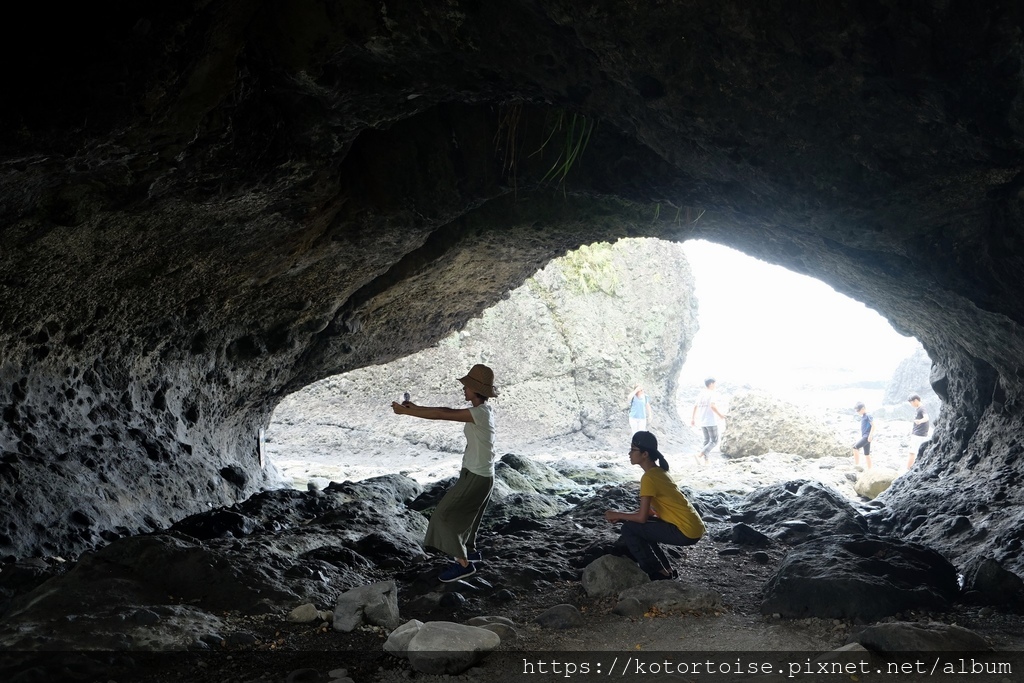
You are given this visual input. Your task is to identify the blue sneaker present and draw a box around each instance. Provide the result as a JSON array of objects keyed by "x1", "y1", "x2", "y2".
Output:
[
  {"x1": 467, "y1": 550, "x2": 483, "y2": 563},
  {"x1": 439, "y1": 562, "x2": 476, "y2": 583}
]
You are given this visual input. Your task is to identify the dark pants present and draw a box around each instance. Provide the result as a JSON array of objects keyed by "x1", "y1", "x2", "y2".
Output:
[
  {"x1": 701, "y1": 426, "x2": 719, "y2": 456},
  {"x1": 618, "y1": 518, "x2": 699, "y2": 575}
]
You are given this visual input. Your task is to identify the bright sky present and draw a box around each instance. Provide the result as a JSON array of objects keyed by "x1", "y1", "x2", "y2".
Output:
[{"x1": 678, "y1": 240, "x2": 922, "y2": 395}]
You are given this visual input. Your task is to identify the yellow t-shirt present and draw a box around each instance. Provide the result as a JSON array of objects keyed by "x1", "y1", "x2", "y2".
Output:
[{"x1": 639, "y1": 467, "x2": 706, "y2": 540}]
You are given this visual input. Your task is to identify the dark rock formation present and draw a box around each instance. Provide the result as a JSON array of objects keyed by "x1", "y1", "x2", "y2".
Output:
[
  {"x1": 960, "y1": 557, "x2": 1024, "y2": 607},
  {"x1": 730, "y1": 480, "x2": 868, "y2": 544},
  {"x1": 856, "y1": 621, "x2": 992, "y2": 652},
  {"x1": 2, "y1": 461, "x2": 1004, "y2": 656},
  {"x1": 760, "y1": 534, "x2": 960, "y2": 620},
  {"x1": 1, "y1": 2, "x2": 1024, "y2": 585}
]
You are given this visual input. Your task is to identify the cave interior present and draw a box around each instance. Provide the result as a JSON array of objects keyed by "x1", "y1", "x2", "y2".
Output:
[{"x1": 1, "y1": 1, "x2": 1023, "y2": 582}]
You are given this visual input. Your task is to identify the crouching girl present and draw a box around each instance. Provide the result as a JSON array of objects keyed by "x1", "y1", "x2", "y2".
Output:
[{"x1": 604, "y1": 431, "x2": 705, "y2": 580}]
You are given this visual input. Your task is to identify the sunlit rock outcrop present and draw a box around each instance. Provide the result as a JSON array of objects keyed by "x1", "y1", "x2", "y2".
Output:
[{"x1": 268, "y1": 238, "x2": 697, "y2": 464}]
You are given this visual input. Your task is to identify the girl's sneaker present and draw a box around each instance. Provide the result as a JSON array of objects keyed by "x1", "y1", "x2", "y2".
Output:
[{"x1": 439, "y1": 562, "x2": 476, "y2": 583}]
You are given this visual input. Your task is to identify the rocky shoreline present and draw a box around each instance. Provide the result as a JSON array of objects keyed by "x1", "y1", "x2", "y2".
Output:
[{"x1": 2, "y1": 426, "x2": 1023, "y2": 682}]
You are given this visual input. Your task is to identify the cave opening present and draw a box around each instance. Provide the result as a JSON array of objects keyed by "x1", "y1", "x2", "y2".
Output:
[{"x1": 266, "y1": 236, "x2": 936, "y2": 501}]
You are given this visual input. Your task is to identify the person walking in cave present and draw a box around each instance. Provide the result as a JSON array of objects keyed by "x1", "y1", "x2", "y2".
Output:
[
  {"x1": 391, "y1": 364, "x2": 497, "y2": 582},
  {"x1": 852, "y1": 401, "x2": 874, "y2": 469},
  {"x1": 691, "y1": 377, "x2": 726, "y2": 465},
  {"x1": 604, "y1": 431, "x2": 706, "y2": 580},
  {"x1": 626, "y1": 384, "x2": 653, "y2": 434},
  {"x1": 905, "y1": 394, "x2": 931, "y2": 471}
]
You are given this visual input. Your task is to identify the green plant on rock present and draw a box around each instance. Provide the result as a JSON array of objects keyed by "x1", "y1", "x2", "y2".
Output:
[
  {"x1": 531, "y1": 110, "x2": 595, "y2": 189},
  {"x1": 559, "y1": 242, "x2": 620, "y2": 296}
]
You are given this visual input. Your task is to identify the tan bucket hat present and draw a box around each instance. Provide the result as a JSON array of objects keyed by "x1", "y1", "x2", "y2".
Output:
[{"x1": 459, "y1": 364, "x2": 498, "y2": 397}]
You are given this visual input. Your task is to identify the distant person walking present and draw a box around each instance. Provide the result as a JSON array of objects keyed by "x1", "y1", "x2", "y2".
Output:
[
  {"x1": 852, "y1": 401, "x2": 874, "y2": 469},
  {"x1": 627, "y1": 385, "x2": 653, "y2": 434},
  {"x1": 691, "y1": 378, "x2": 726, "y2": 465},
  {"x1": 604, "y1": 431, "x2": 706, "y2": 580},
  {"x1": 391, "y1": 364, "x2": 497, "y2": 583},
  {"x1": 905, "y1": 394, "x2": 931, "y2": 470}
]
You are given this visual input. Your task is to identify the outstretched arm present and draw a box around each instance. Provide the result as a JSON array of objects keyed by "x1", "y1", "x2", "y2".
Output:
[
  {"x1": 604, "y1": 496, "x2": 653, "y2": 524},
  {"x1": 392, "y1": 401, "x2": 474, "y2": 423},
  {"x1": 711, "y1": 401, "x2": 726, "y2": 420}
]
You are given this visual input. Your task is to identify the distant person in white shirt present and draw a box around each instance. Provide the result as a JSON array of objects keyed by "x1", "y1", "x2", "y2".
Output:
[{"x1": 691, "y1": 378, "x2": 726, "y2": 465}]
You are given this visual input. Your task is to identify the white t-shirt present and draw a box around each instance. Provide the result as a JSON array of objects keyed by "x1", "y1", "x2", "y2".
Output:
[
  {"x1": 694, "y1": 389, "x2": 718, "y2": 427},
  {"x1": 462, "y1": 402, "x2": 496, "y2": 477}
]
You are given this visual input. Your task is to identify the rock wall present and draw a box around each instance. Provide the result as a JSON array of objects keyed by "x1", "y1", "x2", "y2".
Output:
[
  {"x1": 875, "y1": 349, "x2": 1024, "y2": 576},
  {"x1": 879, "y1": 347, "x2": 942, "y2": 420},
  {"x1": 269, "y1": 238, "x2": 697, "y2": 458},
  {"x1": 884, "y1": 350, "x2": 937, "y2": 409}
]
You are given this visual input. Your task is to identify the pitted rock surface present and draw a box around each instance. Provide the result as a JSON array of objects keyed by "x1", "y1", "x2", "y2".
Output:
[
  {"x1": 761, "y1": 534, "x2": 960, "y2": 621},
  {"x1": 733, "y1": 480, "x2": 868, "y2": 543}
]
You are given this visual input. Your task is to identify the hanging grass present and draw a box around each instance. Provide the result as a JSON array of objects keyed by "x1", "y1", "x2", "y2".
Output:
[{"x1": 530, "y1": 110, "x2": 596, "y2": 189}]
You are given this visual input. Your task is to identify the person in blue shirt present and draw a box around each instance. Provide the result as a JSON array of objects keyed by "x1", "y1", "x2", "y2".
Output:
[
  {"x1": 626, "y1": 385, "x2": 653, "y2": 434},
  {"x1": 852, "y1": 401, "x2": 874, "y2": 469}
]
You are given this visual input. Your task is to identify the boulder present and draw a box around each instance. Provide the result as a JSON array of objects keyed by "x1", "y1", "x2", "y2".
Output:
[
  {"x1": 383, "y1": 619, "x2": 424, "y2": 657},
  {"x1": 618, "y1": 582, "x2": 723, "y2": 613},
  {"x1": 333, "y1": 581, "x2": 400, "y2": 632},
  {"x1": 287, "y1": 603, "x2": 321, "y2": 623},
  {"x1": 856, "y1": 622, "x2": 991, "y2": 651},
  {"x1": 497, "y1": 454, "x2": 579, "y2": 494},
  {"x1": 854, "y1": 468, "x2": 898, "y2": 499},
  {"x1": 466, "y1": 615, "x2": 515, "y2": 628},
  {"x1": 721, "y1": 390, "x2": 847, "y2": 459},
  {"x1": 612, "y1": 597, "x2": 646, "y2": 618},
  {"x1": 735, "y1": 480, "x2": 867, "y2": 543},
  {"x1": 761, "y1": 535, "x2": 959, "y2": 620},
  {"x1": 269, "y1": 238, "x2": 698, "y2": 462},
  {"x1": 581, "y1": 554, "x2": 650, "y2": 597},
  {"x1": 534, "y1": 604, "x2": 584, "y2": 629},
  {"x1": 476, "y1": 622, "x2": 518, "y2": 641},
  {"x1": 730, "y1": 523, "x2": 772, "y2": 547},
  {"x1": 405, "y1": 621, "x2": 501, "y2": 675},
  {"x1": 879, "y1": 348, "x2": 941, "y2": 420}
]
